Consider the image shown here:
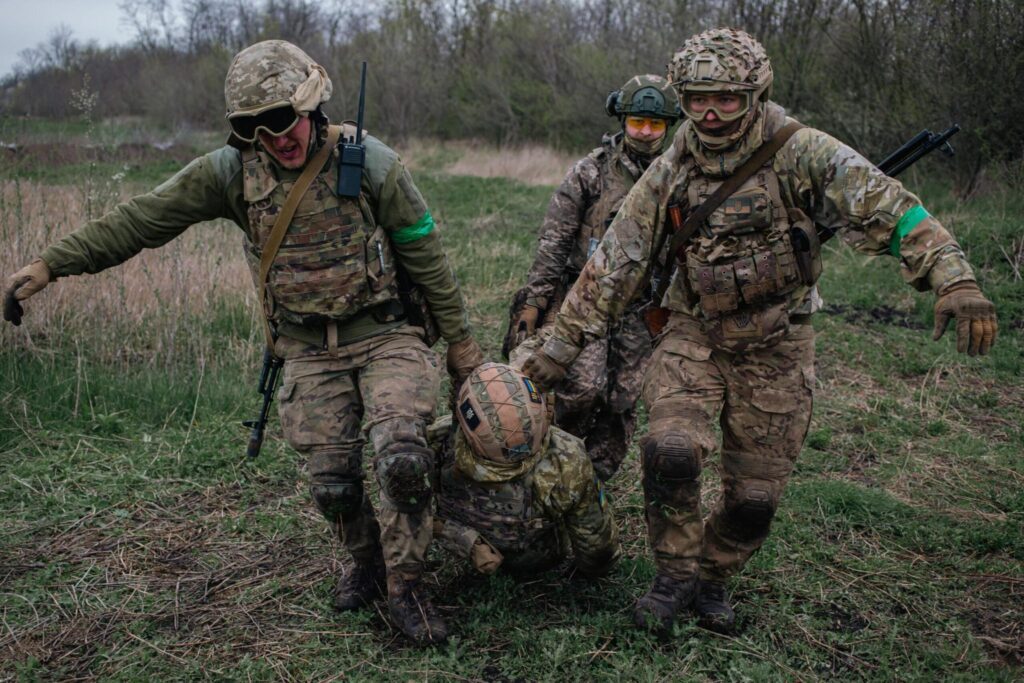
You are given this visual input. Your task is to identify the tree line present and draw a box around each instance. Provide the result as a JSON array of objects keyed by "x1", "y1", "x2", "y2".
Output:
[{"x1": 2, "y1": 0, "x2": 1022, "y2": 192}]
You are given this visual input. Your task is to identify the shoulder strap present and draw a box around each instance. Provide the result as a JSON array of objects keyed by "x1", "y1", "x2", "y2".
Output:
[
  {"x1": 257, "y1": 124, "x2": 343, "y2": 350},
  {"x1": 652, "y1": 121, "x2": 804, "y2": 304}
]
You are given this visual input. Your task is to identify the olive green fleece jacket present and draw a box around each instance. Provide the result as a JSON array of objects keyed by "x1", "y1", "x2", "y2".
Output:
[{"x1": 39, "y1": 134, "x2": 471, "y2": 343}]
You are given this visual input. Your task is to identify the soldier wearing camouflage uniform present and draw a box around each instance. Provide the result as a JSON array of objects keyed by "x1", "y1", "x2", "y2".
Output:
[
  {"x1": 523, "y1": 28, "x2": 998, "y2": 636},
  {"x1": 507, "y1": 75, "x2": 681, "y2": 481},
  {"x1": 2, "y1": 40, "x2": 485, "y2": 645},
  {"x1": 428, "y1": 363, "x2": 620, "y2": 579}
]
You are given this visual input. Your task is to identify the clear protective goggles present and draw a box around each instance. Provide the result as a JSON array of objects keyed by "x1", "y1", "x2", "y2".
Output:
[
  {"x1": 680, "y1": 90, "x2": 751, "y2": 123},
  {"x1": 228, "y1": 103, "x2": 303, "y2": 143}
]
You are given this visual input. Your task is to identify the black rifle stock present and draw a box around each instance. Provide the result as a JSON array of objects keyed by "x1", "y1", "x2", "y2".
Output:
[{"x1": 243, "y1": 349, "x2": 283, "y2": 459}]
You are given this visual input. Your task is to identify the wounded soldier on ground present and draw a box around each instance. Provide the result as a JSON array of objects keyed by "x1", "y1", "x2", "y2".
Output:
[
  {"x1": 427, "y1": 363, "x2": 620, "y2": 579},
  {"x1": 505, "y1": 75, "x2": 681, "y2": 482}
]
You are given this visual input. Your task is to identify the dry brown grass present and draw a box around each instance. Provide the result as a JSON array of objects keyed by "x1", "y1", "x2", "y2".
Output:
[
  {"x1": 399, "y1": 138, "x2": 579, "y2": 186},
  {"x1": 0, "y1": 180, "x2": 258, "y2": 369}
]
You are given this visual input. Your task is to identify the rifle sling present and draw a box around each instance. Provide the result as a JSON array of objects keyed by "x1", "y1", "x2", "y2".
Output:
[
  {"x1": 256, "y1": 124, "x2": 343, "y2": 351},
  {"x1": 654, "y1": 121, "x2": 804, "y2": 305}
]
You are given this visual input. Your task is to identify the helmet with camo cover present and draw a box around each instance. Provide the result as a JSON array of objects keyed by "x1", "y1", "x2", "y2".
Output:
[
  {"x1": 224, "y1": 40, "x2": 332, "y2": 118},
  {"x1": 605, "y1": 74, "x2": 681, "y2": 121},
  {"x1": 668, "y1": 28, "x2": 772, "y2": 147},
  {"x1": 456, "y1": 363, "x2": 549, "y2": 465}
]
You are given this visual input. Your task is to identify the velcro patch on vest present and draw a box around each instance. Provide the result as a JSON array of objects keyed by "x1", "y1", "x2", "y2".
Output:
[
  {"x1": 460, "y1": 399, "x2": 481, "y2": 431},
  {"x1": 522, "y1": 377, "x2": 542, "y2": 404}
]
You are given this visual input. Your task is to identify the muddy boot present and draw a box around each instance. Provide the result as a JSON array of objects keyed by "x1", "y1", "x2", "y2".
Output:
[
  {"x1": 633, "y1": 574, "x2": 696, "y2": 637},
  {"x1": 387, "y1": 573, "x2": 448, "y2": 645},
  {"x1": 332, "y1": 558, "x2": 386, "y2": 611},
  {"x1": 695, "y1": 579, "x2": 736, "y2": 634}
]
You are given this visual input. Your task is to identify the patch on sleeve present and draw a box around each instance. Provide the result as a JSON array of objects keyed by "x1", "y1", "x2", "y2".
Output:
[
  {"x1": 522, "y1": 377, "x2": 542, "y2": 404},
  {"x1": 459, "y1": 399, "x2": 481, "y2": 431}
]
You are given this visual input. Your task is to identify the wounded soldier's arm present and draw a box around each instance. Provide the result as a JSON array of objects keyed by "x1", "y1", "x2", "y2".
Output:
[
  {"x1": 521, "y1": 158, "x2": 598, "y2": 307},
  {"x1": 780, "y1": 128, "x2": 975, "y2": 293},
  {"x1": 40, "y1": 147, "x2": 246, "y2": 277},
  {"x1": 559, "y1": 477, "x2": 620, "y2": 578},
  {"x1": 432, "y1": 518, "x2": 502, "y2": 574}
]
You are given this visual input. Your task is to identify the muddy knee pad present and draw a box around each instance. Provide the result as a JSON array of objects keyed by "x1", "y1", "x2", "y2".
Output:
[
  {"x1": 310, "y1": 477, "x2": 364, "y2": 522},
  {"x1": 375, "y1": 444, "x2": 434, "y2": 513},
  {"x1": 724, "y1": 485, "x2": 776, "y2": 539},
  {"x1": 642, "y1": 432, "x2": 701, "y2": 504}
]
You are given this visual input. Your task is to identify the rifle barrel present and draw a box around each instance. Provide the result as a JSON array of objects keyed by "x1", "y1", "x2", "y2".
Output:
[{"x1": 878, "y1": 129, "x2": 930, "y2": 175}]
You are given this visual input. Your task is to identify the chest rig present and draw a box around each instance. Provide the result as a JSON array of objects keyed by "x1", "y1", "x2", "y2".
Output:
[
  {"x1": 683, "y1": 163, "x2": 807, "y2": 319},
  {"x1": 438, "y1": 465, "x2": 559, "y2": 560},
  {"x1": 241, "y1": 143, "x2": 399, "y2": 326},
  {"x1": 568, "y1": 139, "x2": 642, "y2": 273}
]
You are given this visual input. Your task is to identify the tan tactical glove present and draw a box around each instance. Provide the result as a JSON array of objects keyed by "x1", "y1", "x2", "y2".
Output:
[
  {"x1": 3, "y1": 259, "x2": 51, "y2": 326},
  {"x1": 446, "y1": 336, "x2": 485, "y2": 384},
  {"x1": 470, "y1": 538, "x2": 503, "y2": 574},
  {"x1": 521, "y1": 349, "x2": 568, "y2": 392},
  {"x1": 512, "y1": 304, "x2": 542, "y2": 347},
  {"x1": 933, "y1": 281, "x2": 997, "y2": 356}
]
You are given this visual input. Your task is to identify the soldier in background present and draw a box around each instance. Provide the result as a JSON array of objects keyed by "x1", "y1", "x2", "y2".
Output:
[
  {"x1": 523, "y1": 28, "x2": 997, "y2": 636},
  {"x1": 2, "y1": 40, "x2": 484, "y2": 645},
  {"x1": 506, "y1": 75, "x2": 681, "y2": 481},
  {"x1": 429, "y1": 363, "x2": 620, "y2": 581}
]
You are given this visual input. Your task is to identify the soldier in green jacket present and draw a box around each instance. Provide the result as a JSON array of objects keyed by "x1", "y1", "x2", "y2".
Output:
[
  {"x1": 523, "y1": 28, "x2": 998, "y2": 636},
  {"x1": 429, "y1": 363, "x2": 619, "y2": 579},
  {"x1": 2, "y1": 40, "x2": 484, "y2": 645},
  {"x1": 507, "y1": 75, "x2": 680, "y2": 481}
]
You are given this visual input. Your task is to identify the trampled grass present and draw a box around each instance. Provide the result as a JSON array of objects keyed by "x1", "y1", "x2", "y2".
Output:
[{"x1": 0, "y1": 125, "x2": 1020, "y2": 681}]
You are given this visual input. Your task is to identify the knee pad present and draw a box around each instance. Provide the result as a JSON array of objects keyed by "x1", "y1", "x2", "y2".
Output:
[
  {"x1": 642, "y1": 431, "x2": 701, "y2": 502},
  {"x1": 376, "y1": 444, "x2": 434, "y2": 513},
  {"x1": 725, "y1": 485, "x2": 775, "y2": 537},
  {"x1": 310, "y1": 477, "x2": 364, "y2": 521}
]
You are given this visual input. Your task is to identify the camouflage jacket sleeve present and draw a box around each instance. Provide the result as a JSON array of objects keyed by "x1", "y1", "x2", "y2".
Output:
[
  {"x1": 539, "y1": 150, "x2": 675, "y2": 365},
  {"x1": 538, "y1": 430, "x2": 620, "y2": 577},
  {"x1": 779, "y1": 128, "x2": 975, "y2": 292},
  {"x1": 520, "y1": 156, "x2": 602, "y2": 308},
  {"x1": 40, "y1": 147, "x2": 247, "y2": 277},
  {"x1": 363, "y1": 137, "x2": 471, "y2": 342}
]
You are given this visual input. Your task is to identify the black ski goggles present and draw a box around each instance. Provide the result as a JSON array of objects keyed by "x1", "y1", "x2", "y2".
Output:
[{"x1": 228, "y1": 104, "x2": 302, "y2": 143}]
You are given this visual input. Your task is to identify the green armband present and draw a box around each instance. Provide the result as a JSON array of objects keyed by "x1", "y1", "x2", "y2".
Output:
[
  {"x1": 890, "y1": 205, "x2": 930, "y2": 257},
  {"x1": 391, "y1": 210, "x2": 436, "y2": 244}
]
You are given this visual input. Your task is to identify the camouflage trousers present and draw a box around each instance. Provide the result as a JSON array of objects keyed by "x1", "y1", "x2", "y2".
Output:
[
  {"x1": 275, "y1": 325, "x2": 440, "y2": 578},
  {"x1": 512, "y1": 305, "x2": 652, "y2": 480},
  {"x1": 641, "y1": 313, "x2": 814, "y2": 582}
]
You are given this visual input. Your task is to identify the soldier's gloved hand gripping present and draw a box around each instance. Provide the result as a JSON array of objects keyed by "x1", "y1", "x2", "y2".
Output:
[
  {"x1": 522, "y1": 348, "x2": 568, "y2": 391},
  {"x1": 446, "y1": 336, "x2": 485, "y2": 384},
  {"x1": 933, "y1": 281, "x2": 997, "y2": 356},
  {"x1": 3, "y1": 260, "x2": 51, "y2": 326}
]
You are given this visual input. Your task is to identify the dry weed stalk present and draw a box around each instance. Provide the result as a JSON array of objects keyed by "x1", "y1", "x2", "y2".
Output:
[{"x1": 1, "y1": 180, "x2": 258, "y2": 369}]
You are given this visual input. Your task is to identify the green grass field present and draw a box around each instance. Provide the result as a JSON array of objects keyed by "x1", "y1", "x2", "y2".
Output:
[{"x1": 0, "y1": 127, "x2": 1021, "y2": 681}]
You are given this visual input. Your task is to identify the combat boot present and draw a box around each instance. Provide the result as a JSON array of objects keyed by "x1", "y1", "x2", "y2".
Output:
[
  {"x1": 387, "y1": 573, "x2": 448, "y2": 645},
  {"x1": 332, "y1": 559, "x2": 386, "y2": 611},
  {"x1": 633, "y1": 573, "x2": 696, "y2": 637},
  {"x1": 695, "y1": 579, "x2": 736, "y2": 634}
]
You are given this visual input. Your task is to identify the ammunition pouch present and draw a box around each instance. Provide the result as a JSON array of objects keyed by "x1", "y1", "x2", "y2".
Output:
[
  {"x1": 687, "y1": 240, "x2": 800, "y2": 319},
  {"x1": 788, "y1": 210, "x2": 822, "y2": 286},
  {"x1": 396, "y1": 265, "x2": 440, "y2": 348}
]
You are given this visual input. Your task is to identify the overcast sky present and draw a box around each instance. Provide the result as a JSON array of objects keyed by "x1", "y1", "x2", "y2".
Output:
[{"x1": 0, "y1": 0, "x2": 129, "y2": 78}]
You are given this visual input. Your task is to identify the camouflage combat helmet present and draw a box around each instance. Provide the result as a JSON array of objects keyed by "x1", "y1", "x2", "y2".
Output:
[
  {"x1": 668, "y1": 28, "x2": 772, "y2": 147},
  {"x1": 457, "y1": 363, "x2": 549, "y2": 466},
  {"x1": 224, "y1": 40, "x2": 332, "y2": 118},
  {"x1": 605, "y1": 74, "x2": 681, "y2": 121}
]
